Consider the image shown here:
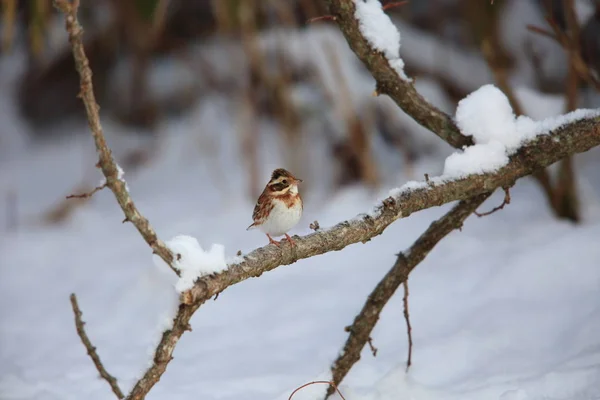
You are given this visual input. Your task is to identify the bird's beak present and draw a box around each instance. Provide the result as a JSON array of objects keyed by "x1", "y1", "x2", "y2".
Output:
[{"x1": 296, "y1": 178, "x2": 303, "y2": 183}]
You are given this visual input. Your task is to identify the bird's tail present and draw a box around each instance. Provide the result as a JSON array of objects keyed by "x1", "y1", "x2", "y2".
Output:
[{"x1": 246, "y1": 222, "x2": 256, "y2": 231}]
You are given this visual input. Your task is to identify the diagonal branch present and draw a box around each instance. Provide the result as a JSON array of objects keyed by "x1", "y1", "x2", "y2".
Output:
[
  {"x1": 183, "y1": 115, "x2": 600, "y2": 306},
  {"x1": 52, "y1": 0, "x2": 178, "y2": 276},
  {"x1": 324, "y1": 0, "x2": 473, "y2": 149},
  {"x1": 70, "y1": 294, "x2": 125, "y2": 399},
  {"x1": 326, "y1": 193, "x2": 490, "y2": 397}
]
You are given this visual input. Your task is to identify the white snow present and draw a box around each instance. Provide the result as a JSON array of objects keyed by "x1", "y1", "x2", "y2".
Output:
[
  {"x1": 159, "y1": 235, "x2": 228, "y2": 293},
  {"x1": 444, "y1": 141, "x2": 509, "y2": 177},
  {"x1": 354, "y1": 0, "x2": 409, "y2": 80},
  {"x1": 454, "y1": 84, "x2": 520, "y2": 149},
  {"x1": 443, "y1": 84, "x2": 599, "y2": 178}
]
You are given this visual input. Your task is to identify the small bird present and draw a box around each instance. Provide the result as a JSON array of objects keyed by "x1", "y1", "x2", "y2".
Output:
[{"x1": 247, "y1": 168, "x2": 303, "y2": 247}]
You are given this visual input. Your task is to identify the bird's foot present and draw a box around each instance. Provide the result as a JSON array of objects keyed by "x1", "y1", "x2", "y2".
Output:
[
  {"x1": 267, "y1": 234, "x2": 281, "y2": 247},
  {"x1": 284, "y1": 233, "x2": 296, "y2": 247}
]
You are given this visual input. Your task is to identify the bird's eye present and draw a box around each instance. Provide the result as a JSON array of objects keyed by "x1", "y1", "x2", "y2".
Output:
[{"x1": 282, "y1": 179, "x2": 288, "y2": 184}]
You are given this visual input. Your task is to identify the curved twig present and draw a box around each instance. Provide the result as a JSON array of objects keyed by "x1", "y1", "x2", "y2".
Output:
[
  {"x1": 289, "y1": 381, "x2": 346, "y2": 400},
  {"x1": 70, "y1": 294, "x2": 125, "y2": 399}
]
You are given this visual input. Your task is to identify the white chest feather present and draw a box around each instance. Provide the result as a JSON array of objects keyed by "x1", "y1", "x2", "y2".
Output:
[{"x1": 258, "y1": 198, "x2": 302, "y2": 237}]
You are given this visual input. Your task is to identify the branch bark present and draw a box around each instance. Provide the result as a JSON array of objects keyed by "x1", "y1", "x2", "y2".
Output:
[
  {"x1": 324, "y1": 0, "x2": 473, "y2": 149},
  {"x1": 326, "y1": 193, "x2": 490, "y2": 397},
  {"x1": 70, "y1": 294, "x2": 125, "y2": 399},
  {"x1": 52, "y1": 0, "x2": 178, "y2": 276}
]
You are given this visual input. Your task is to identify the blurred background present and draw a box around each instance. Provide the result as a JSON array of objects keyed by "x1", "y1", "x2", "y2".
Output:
[
  {"x1": 1, "y1": 1, "x2": 600, "y2": 399},
  {"x1": 1, "y1": 0, "x2": 599, "y2": 227}
]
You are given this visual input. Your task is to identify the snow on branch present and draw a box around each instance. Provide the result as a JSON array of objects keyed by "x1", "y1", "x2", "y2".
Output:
[
  {"x1": 325, "y1": 0, "x2": 472, "y2": 149},
  {"x1": 353, "y1": 0, "x2": 408, "y2": 80}
]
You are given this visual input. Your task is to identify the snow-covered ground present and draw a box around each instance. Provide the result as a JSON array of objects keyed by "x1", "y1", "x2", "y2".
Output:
[{"x1": 2, "y1": 2, "x2": 600, "y2": 398}]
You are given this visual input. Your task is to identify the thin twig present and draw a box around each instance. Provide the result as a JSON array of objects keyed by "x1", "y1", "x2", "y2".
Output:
[
  {"x1": 307, "y1": 15, "x2": 337, "y2": 23},
  {"x1": 367, "y1": 337, "x2": 378, "y2": 357},
  {"x1": 553, "y1": 0, "x2": 581, "y2": 222},
  {"x1": 52, "y1": 0, "x2": 179, "y2": 276},
  {"x1": 289, "y1": 381, "x2": 346, "y2": 400},
  {"x1": 382, "y1": 1, "x2": 408, "y2": 11},
  {"x1": 326, "y1": 193, "x2": 491, "y2": 397},
  {"x1": 66, "y1": 183, "x2": 107, "y2": 199},
  {"x1": 474, "y1": 187, "x2": 511, "y2": 217},
  {"x1": 402, "y1": 280, "x2": 412, "y2": 370},
  {"x1": 526, "y1": 24, "x2": 559, "y2": 41},
  {"x1": 70, "y1": 294, "x2": 124, "y2": 399}
]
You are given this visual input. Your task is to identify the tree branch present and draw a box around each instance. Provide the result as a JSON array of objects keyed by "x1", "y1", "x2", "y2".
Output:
[
  {"x1": 70, "y1": 294, "x2": 125, "y2": 399},
  {"x1": 52, "y1": 0, "x2": 178, "y2": 276},
  {"x1": 183, "y1": 115, "x2": 600, "y2": 306},
  {"x1": 326, "y1": 193, "x2": 490, "y2": 397},
  {"x1": 324, "y1": 0, "x2": 473, "y2": 149}
]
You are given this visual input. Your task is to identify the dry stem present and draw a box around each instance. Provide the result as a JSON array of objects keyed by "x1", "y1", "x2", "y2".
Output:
[
  {"x1": 52, "y1": 0, "x2": 178, "y2": 276},
  {"x1": 290, "y1": 381, "x2": 346, "y2": 400},
  {"x1": 66, "y1": 183, "x2": 107, "y2": 199},
  {"x1": 402, "y1": 280, "x2": 412, "y2": 370},
  {"x1": 70, "y1": 294, "x2": 124, "y2": 399},
  {"x1": 474, "y1": 187, "x2": 511, "y2": 217}
]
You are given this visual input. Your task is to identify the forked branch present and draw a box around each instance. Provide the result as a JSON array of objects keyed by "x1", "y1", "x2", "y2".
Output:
[{"x1": 326, "y1": 193, "x2": 490, "y2": 397}]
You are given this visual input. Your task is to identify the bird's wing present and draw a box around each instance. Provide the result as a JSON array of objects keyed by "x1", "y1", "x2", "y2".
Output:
[{"x1": 247, "y1": 188, "x2": 273, "y2": 230}]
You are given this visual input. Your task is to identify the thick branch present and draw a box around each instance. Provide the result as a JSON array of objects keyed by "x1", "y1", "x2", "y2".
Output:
[
  {"x1": 325, "y1": 0, "x2": 473, "y2": 149},
  {"x1": 184, "y1": 115, "x2": 600, "y2": 306},
  {"x1": 70, "y1": 294, "x2": 125, "y2": 399},
  {"x1": 326, "y1": 193, "x2": 490, "y2": 397},
  {"x1": 52, "y1": 0, "x2": 177, "y2": 275}
]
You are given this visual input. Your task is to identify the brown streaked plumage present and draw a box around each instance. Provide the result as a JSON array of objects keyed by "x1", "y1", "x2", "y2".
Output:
[{"x1": 247, "y1": 168, "x2": 303, "y2": 246}]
